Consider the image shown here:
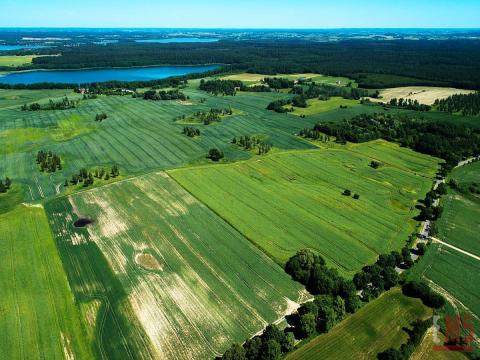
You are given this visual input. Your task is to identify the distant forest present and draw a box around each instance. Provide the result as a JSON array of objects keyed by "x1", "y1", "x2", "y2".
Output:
[{"x1": 9, "y1": 40, "x2": 480, "y2": 89}]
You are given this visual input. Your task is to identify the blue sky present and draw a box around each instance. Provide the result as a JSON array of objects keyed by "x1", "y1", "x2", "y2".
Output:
[{"x1": 1, "y1": 0, "x2": 479, "y2": 28}]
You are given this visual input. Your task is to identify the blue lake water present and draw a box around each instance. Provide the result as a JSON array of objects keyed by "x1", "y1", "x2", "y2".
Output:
[
  {"x1": 135, "y1": 38, "x2": 219, "y2": 44},
  {"x1": 0, "y1": 45, "x2": 48, "y2": 51},
  {"x1": 0, "y1": 65, "x2": 219, "y2": 85}
]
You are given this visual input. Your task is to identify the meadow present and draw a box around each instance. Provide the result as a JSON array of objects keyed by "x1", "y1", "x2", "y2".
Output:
[
  {"x1": 437, "y1": 161, "x2": 480, "y2": 257},
  {"x1": 170, "y1": 140, "x2": 439, "y2": 275},
  {"x1": 0, "y1": 55, "x2": 41, "y2": 67},
  {"x1": 0, "y1": 205, "x2": 92, "y2": 360},
  {"x1": 45, "y1": 171, "x2": 306, "y2": 359},
  {"x1": 288, "y1": 97, "x2": 361, "y2": 116},
  {"x1": 220, "y1": 72, "x2": 356, "y2": 87},
  {"x1": 286, "y1": 288, "x2": 432, "y2": 360}
]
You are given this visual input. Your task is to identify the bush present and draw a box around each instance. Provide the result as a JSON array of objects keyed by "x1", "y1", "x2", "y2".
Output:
[
  {"x1": 343, "y1": 189, "x2": 351, "y2": 196},
  {"x1": 353, "y1": 194, "x2": 360, "y2": 200},
  {"x1": 208, "y1": 148, "x2": 224, "y2": 162}
]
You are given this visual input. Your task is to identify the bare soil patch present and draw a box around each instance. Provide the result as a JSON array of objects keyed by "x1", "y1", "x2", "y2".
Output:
[{"x1": 135, "y1": 253, "x2": 163, "y2": 271}]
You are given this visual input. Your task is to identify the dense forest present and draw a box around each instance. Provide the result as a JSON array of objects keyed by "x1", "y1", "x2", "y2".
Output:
[
  {"x1": 310, "y1": 113, "x2": 480, "y2": 168},
  {"x1": 435, "y1": 92, "x2": 480, "y2": 115},
  {"x1": 4, "y1": 40, "x2": 479, "y2": 89}
]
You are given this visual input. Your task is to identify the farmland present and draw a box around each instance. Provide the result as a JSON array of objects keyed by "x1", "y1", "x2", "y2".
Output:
[
  {"x1": 286, "y1": 288, "x2": 432, "y2": 360},
  {"x1": 373, "y1": 86, "x2": 474, "y2": 105},
  {"x1": 45, "y1": 171, "x2": 306, "y2": 359},
  {"x1": 170, "y1": 140, "x2": 439, "y2": 274},
  {"x1": 0, "y1": 205, "x2": 92, "y2": 360},
  {"x1": 289, "y1": 97, "x2": 361, "y2": 116},
  {"x1": 220, "y1": 72, "x2": 356, "y2": 87},
  {"x1": 0, "y1": 55, "x2": 42, "y2": 67},
  {"x1": 437, "y1": 161, "x2": 480, "y2": 257}
]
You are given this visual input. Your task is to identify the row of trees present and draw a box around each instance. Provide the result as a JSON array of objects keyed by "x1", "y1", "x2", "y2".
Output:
[
  {"x1": 95, "y1": 113, "x2": 108, "y2": 122},
  {"x1": 0, "y1": 177, "x2": 12, "y2": 193},
  {"x1": 418, "y1": 184, "x2": 447, "y2": 221},
  {"x1": 66, "y1": 165, "x2": 119, "y2": 188},
  {"x1": 37, "y1": 150, "x2": 62, "y2": 172},
  {"x1": 182, "y1": 126, "x2": 200, "y2": 137},
  {"x1": 199, "y1": 79, "x2": 242, "y2": 96},
  {"x1": 311, "y1": 113, "x2": 480, "y2": 168},
  {"x1": 435, "y1": 92, "x2": 480, "y2": 116},
  {"x1": 263, "y1": 77, "x2": 295, "y2": 89},
  {"x1": 377, "y1": 318, "x2": 431, "y2": 360},
  {"x1": 266, "y1": 99, "x2": 293, "y2": 113},
  {"x1": 298, "y1": 128, "x2": 331, "y2": 142},
  {"x1": 388, "y1": 98, "x2": 431, "y2": 111},
  {"x1": 143, "y1": 89, "x2": 187, "y2": 101},
  {"x1": 21, "y1": 97, "x2": 79, "y2": 111},
  {"x1": 291, "y1": 84, "x2": 369, "y2": 101}
]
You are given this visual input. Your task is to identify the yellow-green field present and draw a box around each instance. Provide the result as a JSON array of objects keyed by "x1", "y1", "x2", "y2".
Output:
[
  {"x1": 170, "y1": 140, "x2": 439, "y2": 275},
  {"x1": 289, "y1": 97, "x2": 361, "y2": 116},
  {"x1": 0, "y1": 205, "x2": 92, "y2": 359},
  {"x1": 287, "y1": 288, "x2": 431, "y2": 360},
  {"x1": 220, "y1": 72, "x2": 356, "y2": 87},
  {"x1": 0, "y1": 55, "x2": 41, "y2": 67}
]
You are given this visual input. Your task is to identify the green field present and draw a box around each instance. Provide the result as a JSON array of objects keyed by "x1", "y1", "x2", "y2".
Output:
[
  {"x1": 0, "y1": 55, "x2": 41, "y2": 67},
  {"x1": 45, "y1": 171, "x2": 306, "y2": 359},
  {"x1": 0, "y1": 205, "x2": 92, "y2": 359},
  {"x1": 286, "y1": 288, "x2": 432, "y2": 360},
  {"x1": 220, "y1": 72, "x2": 357, "y2": 87},
  {"x1": 289, "y1": 97, "x2": 361, "y2": 116},
  {"x1": 170, "y1": 140, "x2": 439, "y2": 274},
  {"x1": 438, "y1": 161, "x2": 480, "y2": 257}
]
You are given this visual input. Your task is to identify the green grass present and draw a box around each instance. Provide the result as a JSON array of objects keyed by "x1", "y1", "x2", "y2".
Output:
[
  {"x1": 289, "y1": 97, "x2": 361, "y2": 116},
  {"x1": 286, "y1": 288, "x2": 432, "y2": 360},
  {"x1": 170, "y1": 140, "x2": 439, "y2": 275},
  {"x1": 0, "y1": 55, "x2": 40, "y2": 67},
  {"x1": 437, "y1": 161, "x2": 480, "y2": 257},
  {"x1": 45, "y1": 171, "x2": 305, "y2": 359},
  {"x1": 0, "y1": 205, "x2": 93, "y2": 359}
]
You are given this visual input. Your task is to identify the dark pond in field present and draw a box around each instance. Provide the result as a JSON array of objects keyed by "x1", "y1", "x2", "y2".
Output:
[
  {"x1": 0, "y1": 64, "x2": 219, "y2": 84},
  {"x1": 0, "y1": 45, "x2": 48, "y2": 51},
  {"x1": 135, "y1": 38, "x2": 219, "y2": 43},
  {"x1": 74, "y1": 218, "x2": 94, "y2": 228}
]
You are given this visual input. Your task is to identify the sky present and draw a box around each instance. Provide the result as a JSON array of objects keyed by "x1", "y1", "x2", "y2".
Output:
[{"x1": 0, "y1": 0, "x2": 479, "y2": 28}]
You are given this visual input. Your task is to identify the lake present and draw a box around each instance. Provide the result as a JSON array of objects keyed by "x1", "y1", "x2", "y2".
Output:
[
  {"x1": 135, "y1": 38, "x2": 219, "y2": 44},
  {"x1": 0, "y1": 65, "x2": 219, "y2": 84},
  {"x1": 0, "y1": 45, "x2": 48, "y2": 51}
]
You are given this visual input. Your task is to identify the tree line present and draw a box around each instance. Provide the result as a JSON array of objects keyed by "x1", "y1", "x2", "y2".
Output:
[
  {"x1": 22, "y1": 97, "x2": 78, "y2": 111},
  {"x1": 66, "y1": 165, "x2": 119, "y2": 188},
  {"x1": 142, "y1": 89, "x2": 187, "y2": 101},
  {"x1": 435, "y1": 92, "x2": 480, "y2": 116},
  {"x1": 199, "y1": 79, "x2": 242, "y2": 96},
  {"x1": 388, "y1": 98, "x2": 431, "y2": 112}
]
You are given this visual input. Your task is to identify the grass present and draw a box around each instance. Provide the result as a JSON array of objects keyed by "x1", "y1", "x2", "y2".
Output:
[
  {"x1": 170, "y1": 140, "x2": 439, "y2": 275},
  {"x1": 437, "y1": 161, "x2": 480, "y2": 257},
  {"x1": 286, "y1": 288, "x2": 432, "y2": 360},
  {"x1": 45, "y1": 171, "x2": 306, "y2": 359},
  {"x1": 289, "y1": 97, "x2": 361, "y2": 116},
  {"x1": 0, "y1": 205, "x2": 93, "y2": 359},
  {"x1": 0, "y1": 55, "x2": 41, "y2": 67},
  {"x1": 220, "y1": 72, "x2": 357, "y2": 87}
]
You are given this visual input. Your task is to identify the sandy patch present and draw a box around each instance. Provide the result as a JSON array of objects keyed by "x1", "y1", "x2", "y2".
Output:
[
  {"x1": 371, "y1": 86, "x2": 474, "y2": 105},
  {"x1": 177, "y1": 100, "x2": 193, "y2": 106},
  {"x1": 135, "y1": 253, "x2": 163, "y2": 271}
]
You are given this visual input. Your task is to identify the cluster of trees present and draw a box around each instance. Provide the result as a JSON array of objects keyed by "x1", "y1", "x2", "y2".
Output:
[
  {"x1": 199, "y1": 79, "x2": 242, "y2": 96},
  {"x1": 418, "y1": 186, "x2": 446, "y2": 221},
  {"x1": 95, "y1": 113, "x2": 108, "y2": 122},
  {"x1": 266, "y1": 99, "x2": 293, "y2": 113},
  {"x1": 207, "y1": 148, "x2": 224, "y2": 162},
  {"x1": 377, "y1": 318, "x2": 431, "y2": 360},
  {"x1": 435, "y1": 92, "x2": 480, "y2": 115},
  {"x1": 245, "y1": 85, "x2": 272, "y2": 93},
  {"x1": 311, "y1": 113, "x2": 480, "y2": 168},
  {"x1": 21, "y1": 97, "x2": 78, "y2": 111},
  {"x1": 388, "y1": 98, "x2": 431, "y2": 111},
  {"x1": 143, "y1": 89, "x2": 187, "y2": 101},
  {"x1": 36, "y1": 150, "x2": 62, "y2": 172},
  {"x1": 342, "y1": 189, "x2": 360, "y2": 199},
  {"x1": 182, "y1": 126, "x2": 200, "y2": 137},
  {"x1": 298, "y1": 128, "x2": 331, "y2": 142},
  {"x1": 66, "y1": 165, "x2": 119, "y2": 188},
  {"x1": 285, "y1": 250, "x2": 361, "y2": 313},
  {"x1": 222, "y1": 324, "x2": 295, "y2": 360},
  {"x1": 0, "y1": 176, "x2": 12, "y2": 194},
  {"x1": 292, "y1": 84, "x2": 369, "y2": 101},
  {"x1": 20, "y1": 40, "x2": 480, "y2": 89},
  {"x1": 402, "y1": 281, "x2": 446, "y2": 309},
  {"x1": 192, "y1": 108, "x2": 233, "y2": 125},
  {"x1": 232, "y1": 135, "x2": 272, "y2": 155},
  {"x1": 353, "y1": 251, "x2": 404, "y2": 301},
  {"x1": 263, "y1": 77, "x2": 295, "y2": 89}
]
